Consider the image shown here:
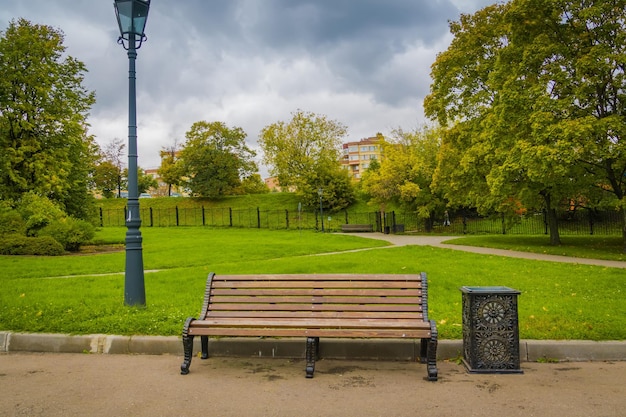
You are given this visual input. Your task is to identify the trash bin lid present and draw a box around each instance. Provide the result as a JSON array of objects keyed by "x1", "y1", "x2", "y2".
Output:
[{"x1": 460, "y1": 286, "x2": 520, "y2": 294}]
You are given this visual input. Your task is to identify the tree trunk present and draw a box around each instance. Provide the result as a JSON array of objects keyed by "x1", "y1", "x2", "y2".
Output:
[
  {"x1": 621, "y1": 205, "x2": 626, "y2": 254},
  {"x1": 541, "y1": 191, "x2": 561, "y2": 246},
  {"x1": 546, "y1": 207, "x2": 561, "y2": 246}
]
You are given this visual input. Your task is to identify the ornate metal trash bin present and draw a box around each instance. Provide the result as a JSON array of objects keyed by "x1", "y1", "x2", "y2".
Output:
[{"x1": 460, "y1": 286, "x2": 523, "y2": 374}]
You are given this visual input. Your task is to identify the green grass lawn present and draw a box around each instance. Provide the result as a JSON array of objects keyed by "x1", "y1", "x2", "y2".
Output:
[
  {"x1": 443, "y1": 235, "x2": 626, "y2": 261},
  {"x1": 1, "y1": 228, "x2": 624, "y2": 341}
]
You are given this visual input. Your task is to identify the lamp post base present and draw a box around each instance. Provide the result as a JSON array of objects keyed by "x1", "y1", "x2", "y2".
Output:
[{"x1": 124, "y1": 227, "x2": 145, "y2": 306}]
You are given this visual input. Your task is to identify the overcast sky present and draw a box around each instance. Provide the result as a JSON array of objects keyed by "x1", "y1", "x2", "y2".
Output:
[{"x1": 1, "y1": 0, "x2": 496, "y2": 176}]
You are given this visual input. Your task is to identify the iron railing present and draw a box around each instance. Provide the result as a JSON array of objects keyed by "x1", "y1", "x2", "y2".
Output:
[{"x1": 96, "y1": 206, "x2": 624, "y2": 236}]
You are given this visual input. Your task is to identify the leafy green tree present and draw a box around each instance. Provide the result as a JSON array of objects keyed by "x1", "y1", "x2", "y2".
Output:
[
  {"x1": 157, "y1": 144, "x2": 183, "y2": 196},
  {"x1": 137, "y1": 168, "x2": 158, "y2": 194},
  {"x1": 101, "y1": 138, "x2": 126, "y2": 197},
  {"x1": 179, "y1": 121, "x2": 257, "y2": 198},
  {"x1": 425, "y1": 3, "x2": 529, "y2": 222},
  {"x1": 123, "y1": 167, "x2": 158, "y2": 195},
  {"x1": 485, "y1": 0, "x2": 616, "y2": 244},
  {"x1": 93, "y1": 161, "x2": 121, "y2": 198},
  {"x1": 361, "y1": 127, "x2": 444, "y2": 228},
  {"x1": 425, "y1": 1, "x2": 626, "y2": 247},
  {"x1": 532, "y1": 0, "x2": 626, "y2": 249},
  {"x1": 300, "y1": 164, "x2": 355, "y2": 212},
  {"x1": 92, "y1": 138, "x2": 128, "y2": 198},
  {"x1": 238, "y1": 174, "x2": 270, "y2": 195},
  {"x1": 259, "y1": 109, "x2": 353, "y2": 210},
  {"x1": 0, "y1": 19, "x2": 97, "y2": 219}
]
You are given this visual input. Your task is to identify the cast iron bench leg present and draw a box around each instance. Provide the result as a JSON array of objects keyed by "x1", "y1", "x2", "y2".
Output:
[
  {"x1": 426, "y1": 320, "x2": 439, "y2": 381},
  {"x1": 181, "y1": 333, "x2": 194, "y2": 375},
  {"x1": 181, "y1": 317, "x2": 196, "y2": 375},
  {"x1": 201, "y1": 336, "x2": 209, "y2": 359},
  {"x1": 305, "y1": 337, "x2": 319, "y2": 378}
]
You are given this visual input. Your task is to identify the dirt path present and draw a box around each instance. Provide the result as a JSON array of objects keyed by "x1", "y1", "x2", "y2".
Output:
[{"x1": 1, "y1": 353, "x2": 624, "y2": 417}]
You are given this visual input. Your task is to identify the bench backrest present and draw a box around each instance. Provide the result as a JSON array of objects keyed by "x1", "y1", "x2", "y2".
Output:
[{"x1": 199, "y1": 273, "x2": 430, "y2": 322}]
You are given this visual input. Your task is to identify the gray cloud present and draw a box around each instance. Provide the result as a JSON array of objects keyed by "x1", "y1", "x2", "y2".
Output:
[{"x1": 0, "y1": 0, "x2": 495, "y2": 173}]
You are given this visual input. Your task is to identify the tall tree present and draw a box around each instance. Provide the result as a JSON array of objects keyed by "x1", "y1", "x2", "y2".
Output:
[
  {"x1": 123, "y1": 167, "x2": 158, "y2": 195},
  {"x1": 259, "y1": 109, "x2": 353, "y2": 210},
  {"x1": 490, "y1": 0, "x2": 626, "y2": 246},
  {"x1": 539, "y1": 0, "x2": 626, "y2": 249},
  {"x1": 361, "y1": 127, "x2": 444, "y2": 227},
  {"x1": 179, "y1": 121, "x2": 257, "y2": 198},
  {"x1": 425, "y1": 1, "x2": 626, "y2": 247},
  {"x1": 425, "y1": 4, "x2": 516, "y2": 218},
  {"x1": 101, "y1": 138, "x2": 126, "y2": 198},
  {"x1": 0, "y1": 19, "x2": 96, "y2": 218},
  {"x1": 238, "y1": 174, "x2": 270, "y2": 195},
  {"x1": 93, "y1": 161, "x2": 121, "y2": 199},
  {"x1": 302, "y1": 163, "x2": 355, "y2": 212},
  {"x1": 157, "y1": 141, "x2": 183, "y2": 196}
]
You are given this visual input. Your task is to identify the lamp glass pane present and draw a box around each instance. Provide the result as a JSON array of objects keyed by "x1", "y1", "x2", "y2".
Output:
[
  {"x1": 116, "y1": 1, "x2": 134, "y2": 33},
  {"x1": 132, "y1": 1, "x2": 149, "y2": 34}
]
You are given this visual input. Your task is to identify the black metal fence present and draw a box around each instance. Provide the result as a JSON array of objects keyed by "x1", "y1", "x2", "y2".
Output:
[
  {"x1": 97, "y1": 206, "x2": 624, "y2": 236},
  {"x1": 398, "y1": 209, "x2": 624, "y2": 236},
  {"x1": 98, "y1": 207, "x2": 380, "y2": 231}
]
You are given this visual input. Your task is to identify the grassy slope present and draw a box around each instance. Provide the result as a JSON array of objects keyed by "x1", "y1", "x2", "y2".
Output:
[
  {"x1": 95, "y1": 192, "x2": 393, "y2": 212},
  {"x1": 1, "y1": 228, "x2": 624, "y2": 340}
]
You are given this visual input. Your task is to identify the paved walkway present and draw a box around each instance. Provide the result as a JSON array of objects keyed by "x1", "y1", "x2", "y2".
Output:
[
  {"x1": 1, "y1": 353, "x2": 625, "y2": 416},
  {"x1": 338, "y1": 232, "x2": 626, "y2": 269}
]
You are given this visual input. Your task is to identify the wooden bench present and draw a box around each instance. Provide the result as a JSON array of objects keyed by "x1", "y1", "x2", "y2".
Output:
[
  {"x1": 340, "y1": 224, "x2": 374, "y2": 232},
  {"x1": 180, "y1": 273, "x2": 438, "y2": 381}
]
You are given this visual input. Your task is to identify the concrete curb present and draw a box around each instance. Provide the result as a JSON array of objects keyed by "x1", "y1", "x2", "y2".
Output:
[{"x1": 1, "y1": 332, "x2": 624, "y2": 362}]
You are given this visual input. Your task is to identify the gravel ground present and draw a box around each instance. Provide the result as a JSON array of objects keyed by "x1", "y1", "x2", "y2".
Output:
[{"x1": 1, "y1": 352, "x2": 625, "y2": 417}]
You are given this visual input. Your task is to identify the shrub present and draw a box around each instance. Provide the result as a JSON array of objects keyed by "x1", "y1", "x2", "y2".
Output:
[
  {"x1": 0, "y1": 207, "x2": 26, "y2": 235},
  {"x1": 0, "y1": 234, "x2": 65, "y2": 256},
  {"x1": 16, "y1": 192, "x2": 65, "y2": 235},
  {"x1": 38, "y1": 217, "x2": 96, "y2": 252}
]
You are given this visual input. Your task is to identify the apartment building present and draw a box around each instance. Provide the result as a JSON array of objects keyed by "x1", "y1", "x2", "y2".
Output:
[{"x1": 341, "y1": 136, "x2": 385, "y2": 180}]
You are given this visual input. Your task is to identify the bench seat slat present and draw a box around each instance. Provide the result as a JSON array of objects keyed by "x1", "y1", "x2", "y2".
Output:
[
  {"x1": 188, "y1": 328, "x2": 430, "y2": 338},
  {"x1": 207, "y1": 303, "x2": 423, "y2": 312},
  {"x1": 190, "y1": 317, "x2": 430, "y2": 329},
  {"x1": 208, "y1": 296, "x2": 422, "y2": 304},
  {"x1": 212, "y1": 281, "x2": 422, "y2": 289},
  {"x1": 206, "y1": 311, "x2": 424, "y2": 319},
  {"x1": 212, "y1": 274, "x2": 419, "y2": 281},
  {"x1": 211, "y1": 288, "x2": 422, "y2": 296}
]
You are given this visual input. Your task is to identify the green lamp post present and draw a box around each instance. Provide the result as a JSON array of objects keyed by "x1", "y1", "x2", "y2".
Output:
[{"x1": 114, "y1": 0, "x2": 150, "y2": 306}]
